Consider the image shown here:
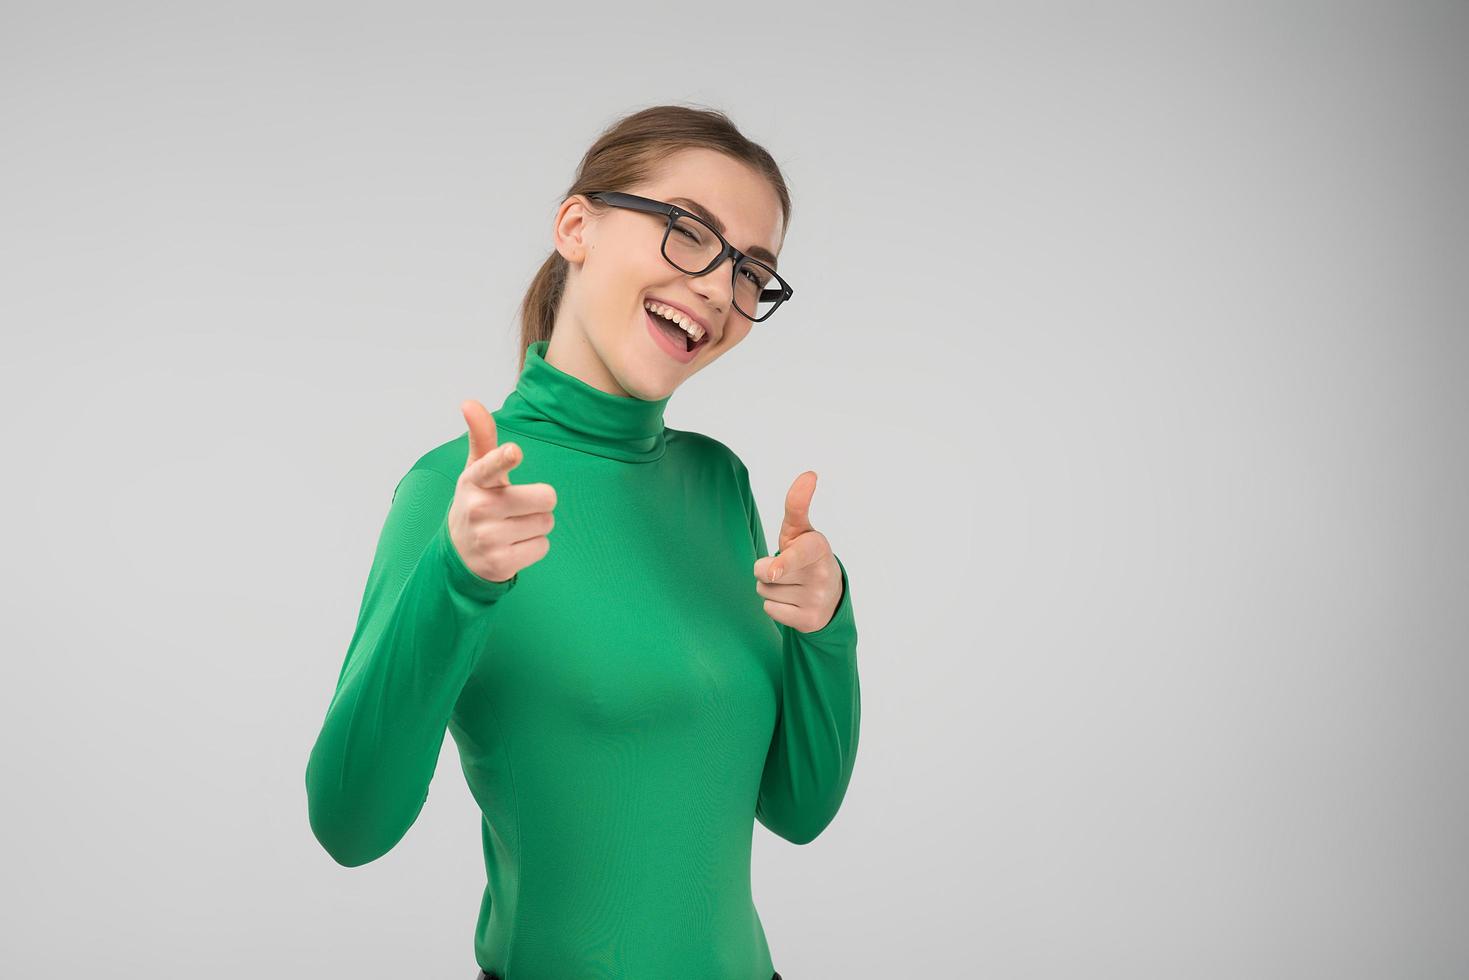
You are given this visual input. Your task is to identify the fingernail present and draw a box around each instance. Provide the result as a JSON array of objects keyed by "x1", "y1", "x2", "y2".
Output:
[{"x1": 772, "y1": 565, "x2": 783, "y2": 582}]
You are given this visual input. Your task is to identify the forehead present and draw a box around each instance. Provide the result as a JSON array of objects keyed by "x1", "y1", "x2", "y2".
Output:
[{"x1": 640, "y1": 149, "x2": 783, "y2": 264}]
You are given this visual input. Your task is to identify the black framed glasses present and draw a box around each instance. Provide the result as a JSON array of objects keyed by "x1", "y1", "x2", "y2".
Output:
[{"x1": 586, "y1": 191, "x2": 792, "y2": 322}]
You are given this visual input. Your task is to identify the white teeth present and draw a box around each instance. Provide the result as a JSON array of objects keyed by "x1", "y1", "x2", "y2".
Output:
[{"x1": 644, "y1": 300, "x2": 705, "y2": 342}]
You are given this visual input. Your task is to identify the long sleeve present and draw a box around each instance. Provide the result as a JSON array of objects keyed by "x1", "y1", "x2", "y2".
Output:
[
  {"x1": 306, "y1": 466, "x2": 518, "y2": 867},
  {"x1": 739, "y1": 465, "x2": 862, "y2": 846}
]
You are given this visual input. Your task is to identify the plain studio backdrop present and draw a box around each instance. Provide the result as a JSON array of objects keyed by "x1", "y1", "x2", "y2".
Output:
[{"x1": 1, "y1": 2, "x2": 1465, "y2": 977}]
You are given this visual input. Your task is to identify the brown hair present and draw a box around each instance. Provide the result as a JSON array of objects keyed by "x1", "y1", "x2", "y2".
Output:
[{"x1": 513, "y1": 103, "x2": 793, "y2": 372}]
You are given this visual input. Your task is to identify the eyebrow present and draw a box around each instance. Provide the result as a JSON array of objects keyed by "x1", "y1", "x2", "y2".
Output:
[{"x1": 668, "y1": 197, "x2": 779, "y2": 269}]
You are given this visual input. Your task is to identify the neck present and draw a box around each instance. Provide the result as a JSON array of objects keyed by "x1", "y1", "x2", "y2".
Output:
[
  {"x1": 495, "y1": 338, "x2": 672, "y2": 464},
  {"x1": 543, "y1": 328, "x2": 632, "y2": 398}
]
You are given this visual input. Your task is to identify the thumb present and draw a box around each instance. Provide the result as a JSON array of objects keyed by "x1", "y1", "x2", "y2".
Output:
[
  {"x1": 778, "y1": 470, "x2": 817, "y2": 550},
  {"x1": 462, "y1": 399, "x2": 499, "y2": 466}
]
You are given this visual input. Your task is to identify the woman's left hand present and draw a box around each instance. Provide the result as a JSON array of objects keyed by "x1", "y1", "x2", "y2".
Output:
[{"x1": 754, "y1": 470, "x2": 843, "y2": 633}]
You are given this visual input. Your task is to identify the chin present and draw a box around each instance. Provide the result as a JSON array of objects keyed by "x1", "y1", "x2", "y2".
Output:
[
  {"x1": 619, "y1": 333, "x2": 701, "y2": 398},
  {"x1": 612, "y1": 359, "x2": 677, "y2": 402}
]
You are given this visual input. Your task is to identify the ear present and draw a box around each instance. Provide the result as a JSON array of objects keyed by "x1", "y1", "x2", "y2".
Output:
[{"x1": 553, "y1": 194, "x2": 595, "y2": 264}]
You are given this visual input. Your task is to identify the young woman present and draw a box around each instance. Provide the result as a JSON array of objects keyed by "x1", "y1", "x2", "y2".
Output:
[{"x1": 305, "y1": 105, "x2": 861, "y2": 980}]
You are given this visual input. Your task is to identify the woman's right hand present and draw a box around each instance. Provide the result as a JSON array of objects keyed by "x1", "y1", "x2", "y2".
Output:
[{"x1": 449, "y1": 399, "x2": 557, "y2": 584}]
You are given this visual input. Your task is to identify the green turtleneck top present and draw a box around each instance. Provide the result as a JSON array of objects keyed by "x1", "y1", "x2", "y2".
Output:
[{"x1": 305, "y1": 339, "x2": 860, "y2": 979}]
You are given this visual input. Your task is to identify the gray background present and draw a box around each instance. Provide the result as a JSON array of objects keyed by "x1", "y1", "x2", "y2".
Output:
[{"x1": 2, "y1": 1, "x2": 1465, "y2": 977}]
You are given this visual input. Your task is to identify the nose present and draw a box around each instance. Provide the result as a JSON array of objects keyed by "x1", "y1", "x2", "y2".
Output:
[{"x1": 689, "y1": 259, "x2": 734, "y2": 316}]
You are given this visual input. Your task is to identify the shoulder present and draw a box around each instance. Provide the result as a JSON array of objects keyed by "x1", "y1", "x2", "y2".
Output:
[
  {"x1": 397, "y1": 431, "x2": 471, "y2": 491},
  {"x1": 665, "y1": 426, "x2": 751, "y2": 480}
]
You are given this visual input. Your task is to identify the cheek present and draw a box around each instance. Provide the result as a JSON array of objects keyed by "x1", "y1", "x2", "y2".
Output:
[
  {"x1": 593, "y1": 242, "x2": 660, "y2": 286},
  {"x1": 613, "y1": 258, "x2": 678, "y2": 309}
]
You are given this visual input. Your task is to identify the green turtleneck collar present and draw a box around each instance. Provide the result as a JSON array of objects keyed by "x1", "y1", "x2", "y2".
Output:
[{"x1": 492, "y1": 339, "x2": 671, "y2": 463}]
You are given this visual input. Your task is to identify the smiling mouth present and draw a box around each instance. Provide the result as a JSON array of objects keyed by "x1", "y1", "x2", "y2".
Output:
[{"x1": 646, "y1": 306, "x2": 711, "y2": 353}]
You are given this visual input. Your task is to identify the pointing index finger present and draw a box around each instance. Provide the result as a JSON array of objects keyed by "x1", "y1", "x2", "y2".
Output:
[
  {"x1": 466, "y1": 440, "x2": 521, "y2": 489},
  {"x1": 766, "y1": 530, "x2": 826, "y2": 582}
]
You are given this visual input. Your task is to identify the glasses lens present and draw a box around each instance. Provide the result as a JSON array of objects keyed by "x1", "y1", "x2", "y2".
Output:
[
  {"x1": 733, "y1": 258, "x2": 784, "y2": 321},
  {"x1": 663, "y1": 214, "x2": 720, "y2": 274},
  {"x1": 663, "y1": 215, "x2": 787, "y2": 320}
]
